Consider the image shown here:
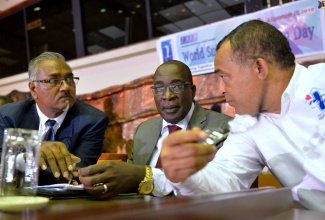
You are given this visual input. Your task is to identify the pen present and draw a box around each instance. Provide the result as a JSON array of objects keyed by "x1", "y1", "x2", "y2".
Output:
[{"x1": 68, "y1": 163, "x2": 76, "y2": 185}]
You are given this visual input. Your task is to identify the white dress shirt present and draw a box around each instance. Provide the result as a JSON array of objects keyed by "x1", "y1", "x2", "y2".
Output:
[
  {"x1": 36, "y1": 104, "x2": 67, "y2": 140},
  {"x1": 168, "y1": 63, "x2": 325, "y2": 211},
  {"x1": 151, "y1": 102, "x2": 195, "y2": 197}
]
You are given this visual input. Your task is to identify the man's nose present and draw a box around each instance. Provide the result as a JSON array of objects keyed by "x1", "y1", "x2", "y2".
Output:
[
  {"x1": 218, "y1": 79, "x2": 226, "y2": 95},
  {"x1": 162, "y1": 86, "x2": 175, "y2": 99},
  {"x1": 60, "y1": 79, "x2": 72, "y2": 90}
]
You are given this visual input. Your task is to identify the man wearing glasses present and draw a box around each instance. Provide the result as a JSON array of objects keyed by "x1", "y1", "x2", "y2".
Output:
[
  {"x1": 78, "y1": 60, "x2": 231, "y2": 198},
  {"x1": 0, "y1": 51, "x2": 109, "y2": 185}
]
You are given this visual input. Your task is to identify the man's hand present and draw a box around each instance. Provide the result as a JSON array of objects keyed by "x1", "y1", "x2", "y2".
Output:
[
  {"x1": 39, "y1": 141, "x2": 81, "y2": 180},
  {"x1": 78, "y1": 161, "x2": 145, "y2": 199},
  {"x1": 54, "y1": 166, "x2": 80, "y2": 185},
  {"x1": 160, "y1": 127, "x2": 217, "y2": 183}
]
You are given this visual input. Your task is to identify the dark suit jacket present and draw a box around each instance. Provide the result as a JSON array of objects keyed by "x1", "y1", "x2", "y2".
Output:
[
  {"x1": 0, "y1": 98, "x2": 109, "y2": 185},
  {"x1": 129, "y1": 101, "x2": 232, "y2": 165}
]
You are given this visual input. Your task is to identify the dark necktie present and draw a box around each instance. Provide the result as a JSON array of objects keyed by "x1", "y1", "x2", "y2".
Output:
[
  {"x1": 155, "y1": 125, "x2": 182, "y2": 168},
  {"x1": 167, "y1": 125, "x2": 182, "y2": 134},
  {"x1": 43, "y1": 119, "x2": 56, "y2": 141}
]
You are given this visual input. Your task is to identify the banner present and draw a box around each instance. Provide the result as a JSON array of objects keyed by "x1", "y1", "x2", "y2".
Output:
[{"x1": 157, "y1": 0, "x2": 325, "y2": 75}]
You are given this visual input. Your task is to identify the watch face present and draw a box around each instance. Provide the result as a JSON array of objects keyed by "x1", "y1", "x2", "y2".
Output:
[{"x1": 140, "y1": 181, "x2": 154, "y2": 194}]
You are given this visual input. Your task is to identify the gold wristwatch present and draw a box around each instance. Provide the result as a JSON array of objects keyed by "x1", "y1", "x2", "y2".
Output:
[{"x1": 138, "y1": 165, "x2": 154, "y2": 195}]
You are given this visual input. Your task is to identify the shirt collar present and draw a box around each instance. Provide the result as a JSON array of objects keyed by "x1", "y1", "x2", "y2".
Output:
[
  {"x1": 36, "y1": 104, "x2": 68, "y2": 130},
  {"x1": 280, "y1": 63, "x2": 302, "y2": 116}
]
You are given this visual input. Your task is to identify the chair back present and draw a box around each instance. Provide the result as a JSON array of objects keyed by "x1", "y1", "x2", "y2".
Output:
[{"x1": 97, "y1": 153, "x2": 128, "y2": 163}]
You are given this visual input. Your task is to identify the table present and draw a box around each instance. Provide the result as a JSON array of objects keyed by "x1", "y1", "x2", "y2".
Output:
[{"x1": 0, "y1": 187, "x2": 324, "y2": 220}]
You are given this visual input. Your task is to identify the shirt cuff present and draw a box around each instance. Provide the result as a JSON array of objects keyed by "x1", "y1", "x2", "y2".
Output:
[
  {"x1": 151, "y1": 167, "x2": 173, "y2": 197},
  {"x1": 168, "y1": 179, "x2": 197, "y2": 196}
]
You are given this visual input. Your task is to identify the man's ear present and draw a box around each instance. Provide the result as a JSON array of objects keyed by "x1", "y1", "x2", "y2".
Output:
[
  {"x1": 253, "y1": 58, "x2": 269, "y2": 80},
  {"x1": 28, "y1": 81, "x2": 37, "y2": 99}
]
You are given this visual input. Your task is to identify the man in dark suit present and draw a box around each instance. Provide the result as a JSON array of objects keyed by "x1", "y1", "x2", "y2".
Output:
[
  {"x1": 0, "y1": 51, "x2": 109, "y2": 185},
  {"x1": 79, "y1": 60, "x2": 231, "y2": 198}
]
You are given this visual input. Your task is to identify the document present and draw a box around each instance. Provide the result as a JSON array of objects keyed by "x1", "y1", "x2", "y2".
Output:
[
  {"x1": 36, "y1": 184, "x2": 90, "y2": 198},
  {"x1": 37, "y1": 184, "x2": 84, "y2": 190}
]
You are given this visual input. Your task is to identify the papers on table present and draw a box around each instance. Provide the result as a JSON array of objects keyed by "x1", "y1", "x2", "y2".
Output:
[{"x1": 37, "y1": 184, "x2": 84, "y2": 191}]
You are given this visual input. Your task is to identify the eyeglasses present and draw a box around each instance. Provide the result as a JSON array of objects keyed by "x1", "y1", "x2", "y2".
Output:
[
  {"x1": 150, "y1": 82, "x2": 192, "y2": 96},
  {"x1": 32, "y1": 77, "x2": 79, "y2": 87}
]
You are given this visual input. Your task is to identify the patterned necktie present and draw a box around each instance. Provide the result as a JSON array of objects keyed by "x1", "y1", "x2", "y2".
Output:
[
  {"x1": 43, "y1": 119, "x2": 56, "y2": 141},
  {"x1": 155, "y1": 125, "x2": 182, "y2": 168}
]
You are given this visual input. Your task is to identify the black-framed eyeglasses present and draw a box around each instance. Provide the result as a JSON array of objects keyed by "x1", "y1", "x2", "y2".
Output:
[
  {"x1": 150, "y1": 82, "x2": 192, "y2": 96},
  {"x1": 32, "y1": 77, "x2": 79, "y2": 87}
]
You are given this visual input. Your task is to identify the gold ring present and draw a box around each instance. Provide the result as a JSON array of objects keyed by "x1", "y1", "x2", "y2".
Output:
[{"x1": 102, "y1": 184, "x2": 107, "y2": 194}]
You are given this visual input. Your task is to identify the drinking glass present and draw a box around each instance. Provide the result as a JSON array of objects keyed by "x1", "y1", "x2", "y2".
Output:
[{"x1": 0, "y1": 128, "x2": 41, "y2": 196}]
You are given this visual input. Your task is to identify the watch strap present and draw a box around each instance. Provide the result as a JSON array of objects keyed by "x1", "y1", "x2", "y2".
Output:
[{"x1": 138, "y1": 165, "x2": 154, "y2": 195}]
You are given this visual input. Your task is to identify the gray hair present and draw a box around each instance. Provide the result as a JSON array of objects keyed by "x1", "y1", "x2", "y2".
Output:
[{"x1": 28, "y1": 51, "x2": 70, "y2": 80}]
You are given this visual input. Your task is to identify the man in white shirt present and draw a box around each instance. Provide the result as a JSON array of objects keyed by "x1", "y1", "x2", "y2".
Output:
[
  {"x1": 159, "y1": 20, "x2": 325, "y2": 211},
  {"x1": 78, "y1": 60, "x2": 231, "y2": 198}
]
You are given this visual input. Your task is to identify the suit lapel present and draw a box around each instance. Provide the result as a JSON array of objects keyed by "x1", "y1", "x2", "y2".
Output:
[
  {"x1": 188, "y1": 101, "x2": 207, "y2": 130},
  {"x1": 55, "y1": 104, "x2": 76, "y2": 150},
  {"x1": 137, "y1": 117, "x2": 162, "y2": 165},
  {"x1": 19, "y1": 103, "x2": 39, "y2": 130}
]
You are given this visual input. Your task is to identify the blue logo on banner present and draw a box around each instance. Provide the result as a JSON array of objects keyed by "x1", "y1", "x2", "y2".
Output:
[{"x1": 161, "y1": 40, "x2": 173, "y2": 62}]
